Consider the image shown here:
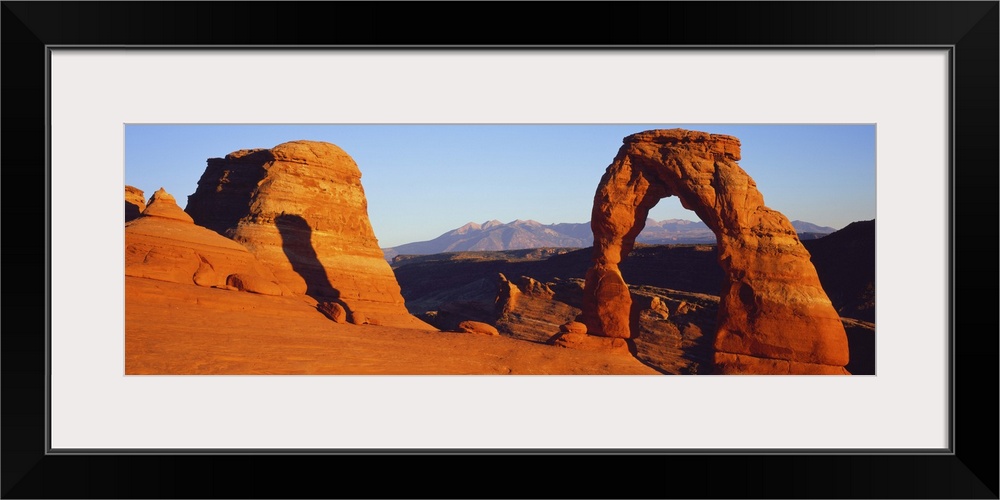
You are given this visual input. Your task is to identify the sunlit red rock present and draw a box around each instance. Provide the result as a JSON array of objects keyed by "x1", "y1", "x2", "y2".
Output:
[
  {"x1": 349, "y1": 311, "x2": 370, "y2": 325},
  {"x1": 317, "y1": 301, "x2": 348, "y2": 324},
  {"x1": 550, "y1": 332, "x2": 630, "y2": 354},
  {"x1": 458, "y1": 320, "x2": 500, "y2": 336},
  {"x1": 225, "y1": 273, "x2": 283, "y2": 296},
  {"x1": 125, "y1": 188, "x2": 287, "y2": 294},
  {"x1": 581, "y1": 129, "x2": 850, "y2": 374},
  {"x1": 185, "y1": 141, "x2": 435, "y2": 331}
]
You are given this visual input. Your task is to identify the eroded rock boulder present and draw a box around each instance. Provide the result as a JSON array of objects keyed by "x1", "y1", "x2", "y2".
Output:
[
  {"x1": 581, "y1": 129, "x2": 849, "y2": 374},
  {"x1": 317, "y1": 301, "x2": 348, "y2": 324},
  {"x1": 458, "y1": 320, "x2": 500, "y2": 336},
  {"x1": 349, "y1": 311, "x2": 369, "y2": 325},
  {"x1": 559, "y1": 321, "x2": 588, "y2": 334},
  {"x1": 185, "y1": 140, "x2": 435, "y2": 331}
]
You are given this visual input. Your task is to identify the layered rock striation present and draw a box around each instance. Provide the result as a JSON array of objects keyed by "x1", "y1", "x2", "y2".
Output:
[
  {"x1": 186, "y1": 140, "x2": 434, "y2": 330},
  {"x1": 126, "y1": 188, "x2": 287, "y2": 295},
  {"x1": 493, "y1": 273, "x2": 579, "y2": 343},
  {"x1": 581, "y1": 129, "x2": 850, "y2": 374}
]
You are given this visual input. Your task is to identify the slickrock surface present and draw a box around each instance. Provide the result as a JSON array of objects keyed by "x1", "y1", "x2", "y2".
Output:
[
  {"x1": 125, "y1": 277, "x2": 659, "y2": 375},
  {"x1": 125, "y1": 185, "x2": 145, "y2": 222},
  {"x1": 581, "y1": 129, "x2": 850, "y2": 374},
  {"x1": 125, "y1": 188, "x2": 287, "y2": 293},
  {"x1": 185, "y1": 141, "x2": 433, "y2": 330}
]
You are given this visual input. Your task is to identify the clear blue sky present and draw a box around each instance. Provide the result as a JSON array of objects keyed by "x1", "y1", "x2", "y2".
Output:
[{"x1": 125, "y1": 124, "x2": 875, "y2": 248}]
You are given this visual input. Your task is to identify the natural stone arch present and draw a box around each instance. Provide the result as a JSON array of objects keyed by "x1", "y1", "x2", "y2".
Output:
[{"x1": 581, "y1": 129, "x2": 850, "y2": 374}]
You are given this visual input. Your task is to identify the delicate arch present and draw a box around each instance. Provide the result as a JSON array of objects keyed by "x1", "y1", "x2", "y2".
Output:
[{"x1": 581, "y1": 130, "x2": 849, "y2": 374}]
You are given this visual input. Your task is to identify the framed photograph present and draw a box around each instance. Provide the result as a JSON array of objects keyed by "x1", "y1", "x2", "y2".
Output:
[{"x1": 4, "y1": 2, "x2": 996, "y2": 498}]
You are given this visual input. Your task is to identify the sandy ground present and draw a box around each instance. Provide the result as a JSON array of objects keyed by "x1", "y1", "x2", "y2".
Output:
[{"x1": 125, "y1": 277, "x2": 659, "y2": 375}]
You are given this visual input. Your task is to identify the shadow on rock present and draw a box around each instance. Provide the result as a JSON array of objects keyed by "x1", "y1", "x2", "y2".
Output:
[{"x1": 275, "y1": 213, "x2": 344, "y2": 305}]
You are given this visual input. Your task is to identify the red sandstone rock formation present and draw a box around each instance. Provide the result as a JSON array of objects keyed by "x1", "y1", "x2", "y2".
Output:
[
  {"x1": 225, "y1": 273, "x2": 284, "y2": 296},
  {"x1": 125, "y1": 185, "x2": 145, "y2": 222},
  {"x1": 317, "y1": 301, "x2": 348, "y2": 324},
  {"x1": 349, "y1": 311, "x2": 370, "y2": 325},
  {"x1": 126, "y1": 188, "x2": 287, "y2": 295},
  {"x1": 494, "y1": 274, "x2": 580, "y2": 343},
  {"x1": 581, "y1": 129, "x2": 850, "y2": 374},
  {"x1": 185, "y1": 140, "x2": 434, "y2": 331},
  {"x1": 458, "y1": 320, "x2": 500, "y2": 336},
  {"x1": 559, "y1": 321, "x2": 588, "y2": 334}
]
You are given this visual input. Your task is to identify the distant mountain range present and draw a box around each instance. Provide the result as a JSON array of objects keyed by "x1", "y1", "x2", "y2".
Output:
[{"x1": 383, "y1": 219, "x2": 837, "y2": 260}]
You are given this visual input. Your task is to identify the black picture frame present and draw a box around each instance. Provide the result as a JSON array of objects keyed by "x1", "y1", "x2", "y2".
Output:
[{"x1": 3, "y1": 2, "x2": 997, "y2": 498}]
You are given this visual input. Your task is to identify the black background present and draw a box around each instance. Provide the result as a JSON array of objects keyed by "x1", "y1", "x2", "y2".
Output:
[{"x1": 3, "y1": 2, "x2": 997, "y2": 498}]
